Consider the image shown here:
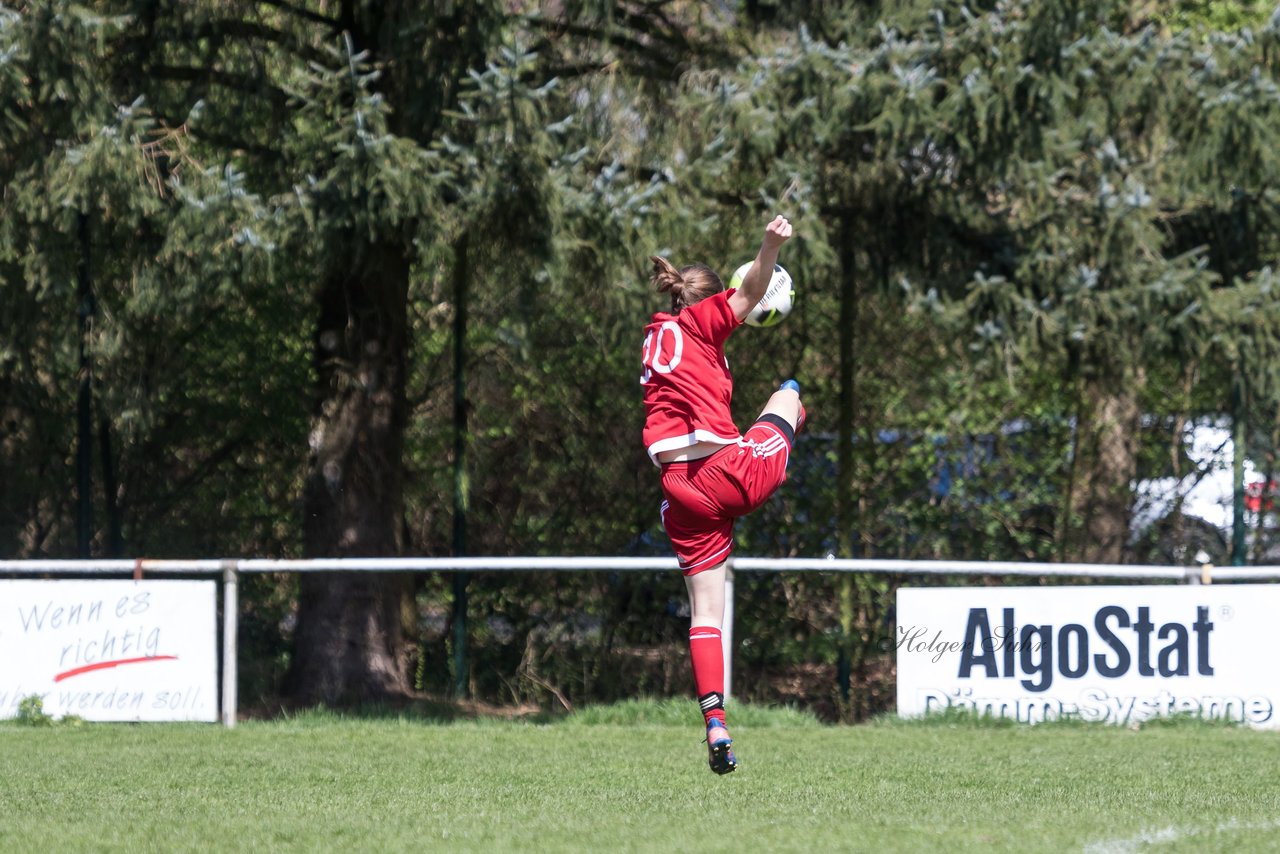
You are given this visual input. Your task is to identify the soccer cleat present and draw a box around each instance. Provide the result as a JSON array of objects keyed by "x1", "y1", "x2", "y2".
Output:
[{"x1": 704, "y1": 717, "x2": 737, "y2": 775}]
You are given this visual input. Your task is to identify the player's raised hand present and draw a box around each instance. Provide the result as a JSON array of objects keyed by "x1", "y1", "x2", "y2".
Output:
[{"x1": 763, "y1": 215, "x2": 793, "y2": 248}]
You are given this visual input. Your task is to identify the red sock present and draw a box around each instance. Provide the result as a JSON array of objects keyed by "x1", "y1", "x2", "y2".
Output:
[{"x1": 689, "y1": 626, "x2": 726, "y2": 726}]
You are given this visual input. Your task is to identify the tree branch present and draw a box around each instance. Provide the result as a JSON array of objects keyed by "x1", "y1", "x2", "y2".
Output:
[
  {"x1": 127, "y1": 433, "x2": 253, "y2": 529},
  {"x1": 525, "y1": 15, "x2": 678, "y2": 69},
  {"x1": 257, "y1": 0, "x2": 342, "y2": 30},
  {"x1": 148, "y1": 64, "x2": 292, "y2": 111},
  {"x1": 523, "y1": 16, "x2": 694, "y2": 80},
  {"x1": 187, "y1": 128, "x2": 282, "y2": 161},
  {"x1": 182, "y1": 18, "x2": 330, "y2": 67}
]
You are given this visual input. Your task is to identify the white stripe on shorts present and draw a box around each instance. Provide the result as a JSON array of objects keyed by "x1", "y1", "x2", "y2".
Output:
[
  {"x1": 682, "y1": 542, "x2": 732, "y2": 571},
  {"x1": 739, "y1": 434, "x2": 788, "y2": 459}
]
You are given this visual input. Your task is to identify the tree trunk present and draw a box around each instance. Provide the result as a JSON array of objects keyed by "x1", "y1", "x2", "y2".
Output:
[
  {"x1": 290, "y1": 241, "x2": 414, "y2": 705},
  {"x1": 282, "y1": 2, "x2": 497, "y2": 707},
  {"x1": 1068, "y1": 370, "x2": 1145, "y2": 564},
  {"x1": 835, "y1": 216, "x2": 857, "y2": 714}
]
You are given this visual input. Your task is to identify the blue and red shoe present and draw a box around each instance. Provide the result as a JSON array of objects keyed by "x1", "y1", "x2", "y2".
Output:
[{"x1": 705, "y1": 717, "x2": 737, "y2": 775}]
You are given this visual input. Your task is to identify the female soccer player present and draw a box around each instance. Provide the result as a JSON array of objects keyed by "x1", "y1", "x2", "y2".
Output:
[{"x1": 639, "y1": 214, "x2": 804, "y2": 774}]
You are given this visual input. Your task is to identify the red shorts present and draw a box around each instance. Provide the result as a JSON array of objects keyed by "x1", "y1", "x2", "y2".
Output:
[{"x1": 659, "y1": 416, "x2": 794, "y2": 574}]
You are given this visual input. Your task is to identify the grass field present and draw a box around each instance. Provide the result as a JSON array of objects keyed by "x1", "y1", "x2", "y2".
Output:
[{"x1": 3, "y1": 701, "x2": 1279, "y2": 853}]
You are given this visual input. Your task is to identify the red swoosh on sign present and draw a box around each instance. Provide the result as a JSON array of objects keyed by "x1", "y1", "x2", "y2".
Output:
[{"x1": 54, "y1": 656, "x2": 179, "y2": 683}]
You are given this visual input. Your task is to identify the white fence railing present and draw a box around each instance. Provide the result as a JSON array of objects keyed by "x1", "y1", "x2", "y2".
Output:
[{"x1": 4, "y1": 556, "x2": 1280, "y2": 727}]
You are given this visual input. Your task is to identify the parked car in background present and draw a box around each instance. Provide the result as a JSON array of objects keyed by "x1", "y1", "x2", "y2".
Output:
[{"x1": 1131, "y1": 419, "x2": 1275, "y2": 566}]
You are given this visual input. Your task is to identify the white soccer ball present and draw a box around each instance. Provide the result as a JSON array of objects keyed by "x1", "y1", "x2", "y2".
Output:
[{"x1": 729, "y1": 261, "x2": 795, "y2": 328}]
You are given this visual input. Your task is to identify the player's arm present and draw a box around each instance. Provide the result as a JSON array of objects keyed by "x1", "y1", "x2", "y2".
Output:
[{"x1": 727, "y1": 215, "x2": 794, "y2": 322}]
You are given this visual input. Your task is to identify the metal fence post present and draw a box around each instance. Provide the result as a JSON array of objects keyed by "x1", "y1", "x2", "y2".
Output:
[
  {"x1": 1187, "y1": 563, "x2": 1214, "y2": 585},
  {"x1": 723, "y1": 559, "x2": 735, "y2": 702},
  {"x1": 452, "y1": 573, "x2": 468, "y2": 698},
  {"x1": 221, "y1": 560, "x2": 238, "y2": 729}
]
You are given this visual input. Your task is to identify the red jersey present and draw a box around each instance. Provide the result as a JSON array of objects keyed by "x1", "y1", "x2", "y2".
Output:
[{"x1": 641, "y1": 289, "x2": 743, "y2": 465}]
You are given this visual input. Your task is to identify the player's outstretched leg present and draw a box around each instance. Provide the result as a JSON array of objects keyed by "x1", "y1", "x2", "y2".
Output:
[
  {"x1": 685, "y1": 565, "x2": 736, "y2": 773},
  {"x1": 705, "y1": 715, "x2": 737, "y2": 775}
]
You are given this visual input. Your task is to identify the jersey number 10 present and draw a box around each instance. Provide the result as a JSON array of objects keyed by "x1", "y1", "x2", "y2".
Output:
[{"x1": 640, "y1": 321, "x2": 684, "y2": 384}]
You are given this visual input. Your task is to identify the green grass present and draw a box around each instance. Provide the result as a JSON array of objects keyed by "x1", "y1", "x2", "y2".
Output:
[{"x1": 2, "y1": 702, "x2": 1279, "y2": 853}]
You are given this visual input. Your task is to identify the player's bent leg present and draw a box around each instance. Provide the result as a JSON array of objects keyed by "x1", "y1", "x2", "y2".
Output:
[
  {"x1": 780, "y1": 378, "x2": 806, "y2": 432},
  {"x1": 758, "y1": 380, "x2": 805, "y2": 434},
  {"x1": 731, "y1": 410, "x2": 797, "y2": 516}
]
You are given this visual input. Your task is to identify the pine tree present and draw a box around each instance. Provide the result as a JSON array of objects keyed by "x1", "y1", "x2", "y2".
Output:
[
  {"x1": 684, "y1": 0, "x2": 1280, "y2": 565},
  {"x1": 1, "y1": 5, "x2": 292, "y2": 560}
]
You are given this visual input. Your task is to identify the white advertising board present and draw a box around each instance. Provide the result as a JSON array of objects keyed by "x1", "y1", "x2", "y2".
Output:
[
  {"x1": 0, "y1": 580, "x2": 217, "y2": 722},
  {"x1": 896, "y1": 585, "x2": 1280, "y2": 728}
]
